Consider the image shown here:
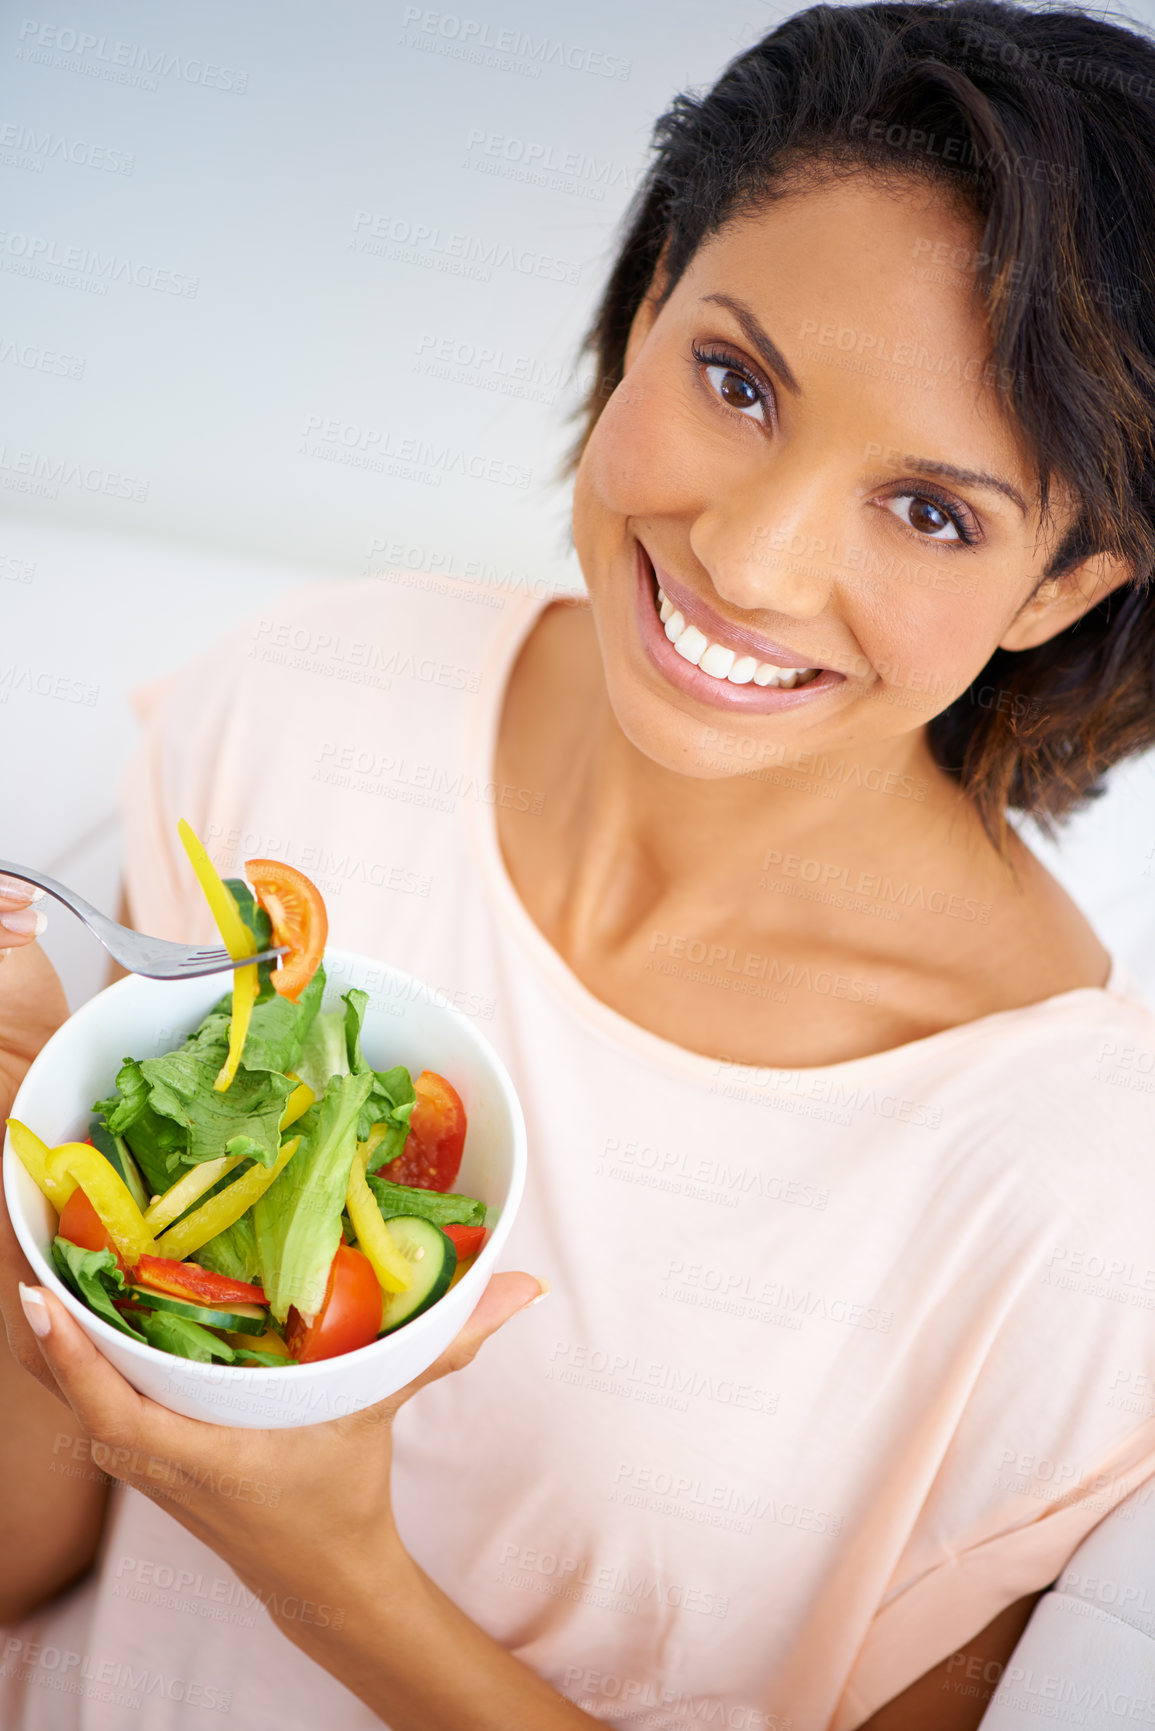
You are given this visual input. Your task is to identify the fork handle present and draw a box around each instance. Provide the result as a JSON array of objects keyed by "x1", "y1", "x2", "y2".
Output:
[{"x1": 0, "y1": 860, "x2": 110, "y2": 927}]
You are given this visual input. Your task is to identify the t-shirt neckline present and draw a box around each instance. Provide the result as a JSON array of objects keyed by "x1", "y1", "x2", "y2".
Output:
[{"x1": 464, "y1": 588, "x2": 1127, "y2": 1085}]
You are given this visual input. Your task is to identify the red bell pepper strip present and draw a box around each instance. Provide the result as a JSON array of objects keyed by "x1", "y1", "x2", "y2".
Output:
[{"x1": 133, "y1": 1254, "x2": 266, "y2": 1307}]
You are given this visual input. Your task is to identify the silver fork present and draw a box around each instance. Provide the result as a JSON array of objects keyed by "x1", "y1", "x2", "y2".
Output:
[{"x1": 0, "y1": 861, "x2": 287, "y2": 980}]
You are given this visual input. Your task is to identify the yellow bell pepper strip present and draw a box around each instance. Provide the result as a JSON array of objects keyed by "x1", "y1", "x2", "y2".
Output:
[
  {"x1": 176, "y1": 818, "x2": 258, "y2": 1094},
  {"x1": 280, "y1": 1077, "x2": 314, "y2": 1131},
  {"x1": 223, "y1": 1325, "x2": 292, "y2": 1359},
  {"x1": 46, "y1": 1141, "x2": 156, "y2": 1267},
  {"x1": 5, "y1": 1119, "x2": 78, "y2": 1209},
  {"x1": 346, "y1": 1148, "x2": 413, "y2": 1294},
  {"x1": 142, "y1": 1152, "x2": 247, "y2": 1235},
  {"x1": 359, "y1": 1122, "x2": 391, "y2": 1167},
  {"x1": 156, "y1": 1135, "x2": 299, "y2": 1260}
]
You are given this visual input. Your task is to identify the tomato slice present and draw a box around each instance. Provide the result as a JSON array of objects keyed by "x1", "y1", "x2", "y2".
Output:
[
  {"x1": 245, "y1": 859, "x2": 328, "y2": 1003},
  {"x1": 58, "y1": 1186, "x2": 128, "y2": 1276},
  {"x1": 285, "y1": 1244, "x2": 381, "y2": 1363},
  {"x1": 442, "y1": 1223, "x2": 488, "y2": 1261},
  {"x1": 134, "y1": 1255, "x2": 266, "y2": 1307},
  {"x1": 376, "y1": 1070, "x2": 467, "y2": 1192}
]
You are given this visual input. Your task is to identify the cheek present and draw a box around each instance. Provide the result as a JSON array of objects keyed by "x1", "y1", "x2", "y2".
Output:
[
  {"x1": 582, "y1": 366, "x2": 702, "y2": 521},
  {"x1": 851, "y1": 558, "x2": 1003, "y2": 701}
]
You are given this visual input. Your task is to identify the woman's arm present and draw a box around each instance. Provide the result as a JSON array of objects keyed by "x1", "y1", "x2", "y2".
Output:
[
  {"x1": 857, "y1": 1591, "x2": 1041, "y2": 1730},
  {"x1": 269, "y1": 1545, "x2": 604, "y2": 1729},
  {"x1": 0, "y1": 935, "x2": 113, "y2": 1626},
  {"x1": 16, "y1": 1269, "x2": 607, "y2": 1729}
]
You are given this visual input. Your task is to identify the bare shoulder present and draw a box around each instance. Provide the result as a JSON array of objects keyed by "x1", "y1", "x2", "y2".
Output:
[
  {"x1": 841, "y1": 825, "x2": 1115, "y2": 1056},
  {"x1": 973, "y1": 829, "x2": 1112, "y2": 1006}
]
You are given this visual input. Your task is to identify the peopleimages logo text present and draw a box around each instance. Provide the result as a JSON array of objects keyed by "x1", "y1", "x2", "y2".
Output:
[{"x1": 15, "y1": 20, "x2": 248, "y2": 91}]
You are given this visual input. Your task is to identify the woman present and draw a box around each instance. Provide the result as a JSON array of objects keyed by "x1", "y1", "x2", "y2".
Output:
[{"x1": 4, "y1": 2, "x2": 1155, "y2": 1726}]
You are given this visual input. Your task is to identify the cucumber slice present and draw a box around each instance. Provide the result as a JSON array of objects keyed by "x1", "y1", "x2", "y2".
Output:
[
  {"x1": 377, "y1": 1217, "x2": 456, "y2": 1334},
  {"x1": 127, "y1": 1287, "x2": 268, "y2": 1335},
  {"x1": 89, "y1": 1121, "x2": 149, "y2": 1214}
]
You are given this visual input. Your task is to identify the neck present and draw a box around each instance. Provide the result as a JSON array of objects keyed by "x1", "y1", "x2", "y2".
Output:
[{"x1": 498, "y1": 601, "x2": 1001, "y2": 964}]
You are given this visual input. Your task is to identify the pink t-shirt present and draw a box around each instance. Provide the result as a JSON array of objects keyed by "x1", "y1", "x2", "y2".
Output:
[{"x1": 7, "y1": 572, "x2": 1155, "y2": 1731}]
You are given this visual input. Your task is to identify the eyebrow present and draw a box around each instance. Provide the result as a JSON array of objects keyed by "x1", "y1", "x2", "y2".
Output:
[
  {"x1": 700, "y1": 292, "x2": 802, "y2": 396},
  {"x1": 885, "y1": 457, "x2": 1028, "y2": 517},
  {"x1": 699, "y1": 291, "x2": 1028, "y2": 516}
]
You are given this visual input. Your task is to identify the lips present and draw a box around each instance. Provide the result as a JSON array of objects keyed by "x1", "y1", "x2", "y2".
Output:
[
  {"x1": 651, "y1": 560, "x2": 826, "y2": 674},
  {"x1": 656, "y1": 585, "x2": 820, "y2": 688},
  {"x1": 633, "y1": 545, "x2": 846, "y2": 714}
]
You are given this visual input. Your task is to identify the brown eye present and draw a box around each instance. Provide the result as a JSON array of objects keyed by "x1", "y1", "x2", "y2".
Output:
[
  {"x1": 883, "y1": 493, "x2": 962, "y2": 542},
  {"x1": 704, "y1": 362, "x2": 766, "y2": 423},
  {"x1": 719, "y1": 370, "x2": 757, "y2": 408},
  {"x1": 909, "y1": 497, "x2": 950, "y2": 535}
]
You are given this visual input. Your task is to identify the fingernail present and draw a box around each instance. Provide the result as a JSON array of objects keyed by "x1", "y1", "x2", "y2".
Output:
[
  {"x1": 0, "y1": 908, "x2": 47, "y2": 936},
  {"x1": 19, "y1": 1282, "x2": 51, "y2": 1339},
  {"x1": 0, "y1": 876, "x2": 44, "y2": 903},
  {"x1": 525, "y1": 1278, "x2": 551, "y2": 1308}
]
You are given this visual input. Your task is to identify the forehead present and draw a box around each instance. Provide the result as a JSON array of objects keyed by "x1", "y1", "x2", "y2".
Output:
[{"x1": 681, "y1": 172, "x2": 985, "y2": 325}]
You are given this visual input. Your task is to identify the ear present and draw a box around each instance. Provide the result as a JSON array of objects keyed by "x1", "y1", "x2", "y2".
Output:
[
  {"x1": 621, "y1": 242, "x2": 671, "y2": 375},
  {"x1": 999, "y1": 550, "x2": 1133, "y2": 651}
]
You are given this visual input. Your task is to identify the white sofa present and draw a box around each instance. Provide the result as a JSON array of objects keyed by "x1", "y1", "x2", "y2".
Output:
[{"x1": 982, "y1": 1478, "x2": 1155, "y2": 1724}]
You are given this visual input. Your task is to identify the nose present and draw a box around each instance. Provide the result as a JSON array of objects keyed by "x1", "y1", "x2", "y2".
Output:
[{"x1": 688, "y1": 459, "x2": 842, "y2": 621}]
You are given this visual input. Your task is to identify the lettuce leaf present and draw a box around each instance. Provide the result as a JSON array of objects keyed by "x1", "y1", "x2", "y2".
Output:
[
  {"x1": 237, "y1": 965, "x2": 325, "y2": 1075},
  {"x1": 252, "y1": 1070, "x2": 374, "y2": 1324},
  {"x1": 136, "y1": 1310, "x2": 235, "y2": 1363},
  {"x1": 293, "y1": 1007, "x2": 349, "y2": 1101},
  {"x1": 134, "y1": 1311, "x2": 289, "y2": 1367},
  {"x1": 231, "y1": 1344, "x2": 296, "y2": 1367},
  {"x1": 51, "y1": 1238, "x2": 145, "y2": 1340},
  {"x1": 186, "y1": 963, "x2": 326, "y2": 1081},
  {"x1": 100, "y1": 1051, "x2": 293, "y2": 1174},
  {"x1": 92, "y1": 1065, "x2": 184, "y2": 1198},
  {"x1": 342, "y1": 989, "x2": 417, "y2": 1148},
  {"x1": 365, "y1": 1175, "x2": 486, "y2": 1229},
  {"x1": 195, "y1": 1210, "x2": 262, "y2": 1284},
  {"x1": 91, "y1": 954, "x2": 326, "y2": 1192}
]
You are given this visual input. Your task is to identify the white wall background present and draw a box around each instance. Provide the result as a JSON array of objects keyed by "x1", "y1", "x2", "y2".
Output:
[{"x1": 2, "y1": 0, "x2": 1155, "y2": 1007}]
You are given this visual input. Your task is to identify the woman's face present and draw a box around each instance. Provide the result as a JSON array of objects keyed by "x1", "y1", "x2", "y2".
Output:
[{"x1": 572, "y1": 174, "x2": 1089, "y2": 779}]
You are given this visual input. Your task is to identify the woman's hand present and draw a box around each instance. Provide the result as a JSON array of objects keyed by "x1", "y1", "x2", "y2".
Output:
[
  {"x1": 17, "y1": 1269, "x2": 546, "y2": 1600},
  {"x1": 0, "y1": 876, "x2": 47, "y2": 953},
  {"x1": 12, "y1": 1269, "x2": 602, "y2": 1731}
]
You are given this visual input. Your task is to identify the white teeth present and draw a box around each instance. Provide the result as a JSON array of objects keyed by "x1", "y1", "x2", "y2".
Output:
[
  {"x1": 699, "y1": 642, "x2": 735, "y2": 679},
  {"x1": 674, "y1": 624, "x2": 708, "y2": 666},
  {"x1": 654, "y1": 585, "x2": 819, "y2": 689}
]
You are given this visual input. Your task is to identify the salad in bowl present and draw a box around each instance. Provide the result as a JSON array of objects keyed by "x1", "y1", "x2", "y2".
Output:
[{"x1": 3, "y1": 822, "x2": 525, "y2": 1424}]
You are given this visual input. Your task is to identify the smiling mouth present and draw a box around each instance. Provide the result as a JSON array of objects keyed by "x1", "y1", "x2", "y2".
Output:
[{"x1": 641, "y1": 554, "x2": 824, "y2": 689}]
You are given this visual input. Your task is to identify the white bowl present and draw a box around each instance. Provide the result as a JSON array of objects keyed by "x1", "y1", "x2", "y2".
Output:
[{"x1": 3, "y1": 948, "x2": 526, "y2": 1428}]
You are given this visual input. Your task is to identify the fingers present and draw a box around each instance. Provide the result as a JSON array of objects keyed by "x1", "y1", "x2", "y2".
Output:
[
  {"x1": 405, "y1": 1271, "x2": 549, "y2": 1396},
  {"x1": 16, "y1": 1283, "x2": 209, "y2": 1474},
  {"x1": 0, "y1": 878, "x2": 47, "y2": 953},
  {"x1": 18, "y1": 1283, "x2": 150, "y2": 1444}
]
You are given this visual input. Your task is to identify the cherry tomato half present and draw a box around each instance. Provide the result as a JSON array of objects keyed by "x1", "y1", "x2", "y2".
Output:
[
  {"x1": 442, "y1": 1223, "x2": 488, "y2": 1261},
  {"x1": 285, "y1": 1243, "x2": 381, "y2": 1363},
  {"x1": 245, "y1": 858, "x2": 328, "y2": 1003},
  {"x1": 57, "y1": 1186, "x2": 127, "y2": 1275},
  {"x1": 376, "y1": 1070, "x2": 467, "y2": 1192}
]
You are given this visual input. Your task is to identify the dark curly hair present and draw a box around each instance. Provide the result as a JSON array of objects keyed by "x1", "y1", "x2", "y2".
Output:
[{"x1": 569, "y1": 0, "x2": 1155, "y2": 848}]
